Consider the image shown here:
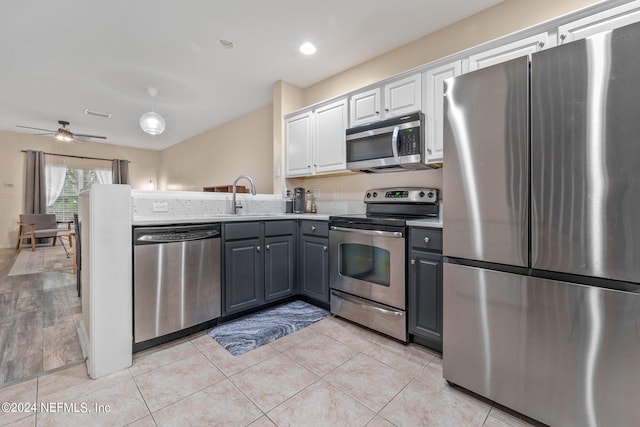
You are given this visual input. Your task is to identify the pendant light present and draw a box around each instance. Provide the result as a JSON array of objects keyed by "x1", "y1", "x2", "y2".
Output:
[{"x1": 139, "y1": 87, "x2": 165, "y2": 135}]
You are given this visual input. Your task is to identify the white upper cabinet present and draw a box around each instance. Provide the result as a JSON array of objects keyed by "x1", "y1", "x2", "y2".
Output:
[
  {"x1": 467, "y1": 32, "x2": 550, "y2": 71},
  {"x1": 423, "y1": 60, "x2": 463, "y2": 164},
  {"x1": 349, "y1": 87, "x2": 381, "y2": 126},
  {"x1": 286, "y1": 99, "x2": 348, "y2": 178},
  {"x1": 285, "y1": 111, "x2": 313, "y2": 177},
  {"x1": 313, "y1": 99, "x2": 348, "y2": 175},
  {"x1": 349, "y1": 73, "x2": 422, "y2": 127},
  {"x1": 384, "y1": 74, "x2": 422, "y2": 118},
  {"x1": 558, "y1": 0, "x2": 640, "y2": 44}
]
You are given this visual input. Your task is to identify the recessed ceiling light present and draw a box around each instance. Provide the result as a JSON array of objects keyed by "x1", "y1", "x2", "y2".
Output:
[
  {"x1": 299, "y1": 42, "x2": 317, "y2": 55},
  {"x1": 218, "y1": 38, "x2": 236, "y2": 49}
]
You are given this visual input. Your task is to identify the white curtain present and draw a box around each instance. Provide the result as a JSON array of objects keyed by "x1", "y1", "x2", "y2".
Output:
[
  {"x1": 95, "y1": 168, "x2": 112, "y2": 184},
  {"x1": 45, "y1": 163, "x2": 67, "y2": 207}
]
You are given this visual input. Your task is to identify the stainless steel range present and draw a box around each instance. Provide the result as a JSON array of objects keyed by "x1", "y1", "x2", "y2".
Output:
[{"x1": 329, "y1": 187, "x2": 438, "y2": 341}]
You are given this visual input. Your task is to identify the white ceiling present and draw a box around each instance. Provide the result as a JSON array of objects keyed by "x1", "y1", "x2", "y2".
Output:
[{"x1": 0, "y1": 0, "x2": 502, "y2": 151}]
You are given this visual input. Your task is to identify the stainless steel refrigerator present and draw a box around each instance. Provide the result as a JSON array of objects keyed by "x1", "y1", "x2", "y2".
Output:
[{"x1": 442, "y1": 23, "x2": 640, "y2": 427}]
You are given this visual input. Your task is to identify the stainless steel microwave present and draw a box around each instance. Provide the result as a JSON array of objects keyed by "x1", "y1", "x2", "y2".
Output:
[{"x1": 346, "y1": 111, "x2": 428, "y2": 173}]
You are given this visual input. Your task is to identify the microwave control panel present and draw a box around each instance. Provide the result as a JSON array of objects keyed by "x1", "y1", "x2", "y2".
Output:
[{"x1": 398, "y1": 128, "x2": 420, "y2": 156}]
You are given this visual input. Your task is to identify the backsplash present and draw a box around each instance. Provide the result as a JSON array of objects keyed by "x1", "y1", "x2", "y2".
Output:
[{"x1": 131, "y1": 190, "x2": 364, "y2": 221}]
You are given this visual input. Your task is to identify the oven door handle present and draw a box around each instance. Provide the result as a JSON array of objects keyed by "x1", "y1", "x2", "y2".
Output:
[
  {"x1": 330, "y1": 226, "x2": 403, "y2": 238},
  {"x1": 331, "y1": 290, "x2": 405, "y2": 318},
  {"x1": 391, "y1": 126, "x2": 400, "y2": 162}
]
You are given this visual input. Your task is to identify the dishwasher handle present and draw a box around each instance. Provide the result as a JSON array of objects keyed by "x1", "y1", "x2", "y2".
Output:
[{"x1": 136, "y1": 229, "x2": 220, "y2": 244}]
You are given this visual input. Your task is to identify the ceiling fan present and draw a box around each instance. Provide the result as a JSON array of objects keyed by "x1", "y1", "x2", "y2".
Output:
[{"x1": 16, "y1": 120, "x2": 107, "y2": 142}]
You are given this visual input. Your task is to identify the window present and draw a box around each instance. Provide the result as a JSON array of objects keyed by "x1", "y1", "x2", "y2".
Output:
[{"x1": 44, "y1": 155, "x2": 112, "y2": 222}]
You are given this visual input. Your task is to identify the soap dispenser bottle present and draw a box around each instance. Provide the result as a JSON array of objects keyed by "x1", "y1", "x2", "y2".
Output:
[{"x1": 305, "y1": 190, "x2": 313, "y2": 213}]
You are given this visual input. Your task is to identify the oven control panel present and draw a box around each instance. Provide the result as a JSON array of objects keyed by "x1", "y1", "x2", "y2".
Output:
[{"x1": 364, "y1": 187, "x2": 438, "y2": 204}]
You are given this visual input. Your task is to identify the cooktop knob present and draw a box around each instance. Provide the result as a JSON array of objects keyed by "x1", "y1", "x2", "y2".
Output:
[
  {"x1": 366, "y1": 192, "x2": 371, "y2": 198},
  {"x1": 427, "y1": 191, "x2": 434, "y2": 198},
  {"x1": 419, "y1": 191, "x2": 425, "y2": 198},
  {"x1": 372, "y1": 192, "x2": 378, "y2": 198}
]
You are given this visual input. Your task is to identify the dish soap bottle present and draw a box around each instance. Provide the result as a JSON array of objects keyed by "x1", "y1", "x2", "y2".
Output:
[{"x1": 305, "y1": 190, "x2": 313, "y2": 213}]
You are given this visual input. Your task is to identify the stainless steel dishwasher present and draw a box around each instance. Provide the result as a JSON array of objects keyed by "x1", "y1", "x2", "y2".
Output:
[{"x1": 133, "y1": 223, "x2": 221, "y2": 346}]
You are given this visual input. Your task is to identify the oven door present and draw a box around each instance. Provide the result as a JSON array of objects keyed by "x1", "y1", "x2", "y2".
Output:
[{"x1": 329, "y1": 225, "x2": 405, "y2": 309}]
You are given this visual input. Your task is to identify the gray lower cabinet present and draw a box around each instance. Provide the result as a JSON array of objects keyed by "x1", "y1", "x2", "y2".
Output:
[
  {"x1": 299, "y1": 221, "x2": 329, "y2": 304},
  {"x1": 264, "y1": 234, "x2": 295, "y2": 302},
  {"x1": 223, "y1": 221, "x2": 296, "y2": 315},
  {"x1": 408, "y1": 227, "x2": 443, "y2": 352},
  {"x1": 224, "y1": 236, "x2": 263, "y2": 314}
]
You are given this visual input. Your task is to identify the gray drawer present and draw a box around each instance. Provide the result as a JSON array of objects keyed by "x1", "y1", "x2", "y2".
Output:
[
  {"x1": 409, "y1": 227, "x2": 442, "y2": 252},
  {"x1": 300, "y1": 220, "x2": 328, "y2": 237},
  {"x1": 265, "y1": 220, "x2": 294, "y2": 237},
  {"x1": 224, "y1": 222, "x2": 261, "y2": 240}
]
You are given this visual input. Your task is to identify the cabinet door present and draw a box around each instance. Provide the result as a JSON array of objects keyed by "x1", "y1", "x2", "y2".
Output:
[
  {"x1": 424, "y1": 61, "x2": 462, "y2": 163},
  {"x1": 467, "y1": 32, "x2": 550, "y2": 71},
  {"x1": 224, "y1": 238, "x2": 263, "y2": 314},
  {"x1": 299, "y1": 235, "x2": 329, "y2": 303},
  {"x1": 264, "y1": 235, "x2": 295, "y2": 302},
  {"x1": 384, "y1": 74, "x2": 422, "y2": 118},
  {"x1": 558, "y1": 0, "x2": 640, "y2": 44},
  {"x1": 408, "y1": 251, "x2": 443, "y2": 348},
  {"x1": 349, "y1": 87, "x2": 381, "y2": 127},
  {"x1": 313, "y1": 99, "x2": 348, "y2": 175},
  {"x1": 285, "y1": 111, "x2": 313, "y2": 177}
]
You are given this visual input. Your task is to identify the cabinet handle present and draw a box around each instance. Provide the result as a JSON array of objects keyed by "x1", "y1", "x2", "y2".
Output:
[
  {"x1": 375, "y1": 111, "x2": 380, "y2": 115},
  {"x1": 384, "y1": 108, "x2": 389, "y2": 112},
  {"x1": 307, "y1": 165, "x2": 311, "y2": 168},
  {"x1": 311, "y1": 226, "x2": 316, "y2": 231},
  {"x1": 411, "y1": 259, "x2": 416, "y2": 265},
  {"x1": 427, "y1": 148, "x2": 432, "y2": 154},
  {"x1": 560, "y1": 33, "x2": 567, "y2": 42},
  {"x1": 537, "y1": 41, "x2": 545, "y2": 49},
  {"x1": 424, "y1": 237, "x2": 430, "y2": 244},
  {"x1": 256, "y1": 245, "x2": 261, "y2": 251},
  {"x1": 323, "y1": 246, "x2": 328, "y2": 251},
  {"x1": 313, "y1": 164, "x2": 317, "y2": 167},
  {"x1": 266, "y1": 245, "x2": 270, "y2": 250}
]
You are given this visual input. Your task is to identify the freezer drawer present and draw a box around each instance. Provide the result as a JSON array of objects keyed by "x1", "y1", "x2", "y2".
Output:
[{"x1": 443, "y1": 263, "x2": 640, "y2": 427}]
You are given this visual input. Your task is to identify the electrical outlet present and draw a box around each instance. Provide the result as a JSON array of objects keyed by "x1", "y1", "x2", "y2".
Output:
[{"x1": 152, "y1": 202, "x2": 169, "y2": 212}]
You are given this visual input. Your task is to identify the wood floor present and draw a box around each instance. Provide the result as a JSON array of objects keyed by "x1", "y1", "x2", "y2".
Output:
[{"x1": 0, "y1": 247, "x2": 83, "y2": 386}]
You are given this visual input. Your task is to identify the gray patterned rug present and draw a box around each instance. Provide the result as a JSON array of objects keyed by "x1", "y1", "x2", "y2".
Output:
[{"x1": 208, "y1": 300, "x2": 329, "y2": 356}]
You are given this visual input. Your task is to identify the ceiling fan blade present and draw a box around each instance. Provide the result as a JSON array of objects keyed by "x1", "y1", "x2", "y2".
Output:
[
  {"x1": 74, "y1": 133, "x2": 107, "y2": 140},
  {"x1": 16, "y1": 125, "x2": 56, "y2": 133}
]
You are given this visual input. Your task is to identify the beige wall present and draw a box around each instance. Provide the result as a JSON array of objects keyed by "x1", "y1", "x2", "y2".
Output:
[
  {"x1": 0, "y1": 130, "x2": 160, "y2": 247},
  {"x1": 159, "y1": 105, "x2": 273, "y2": 194},
  {"x1": 279, "y1": 0, "x2": 599, "y2": 201}
]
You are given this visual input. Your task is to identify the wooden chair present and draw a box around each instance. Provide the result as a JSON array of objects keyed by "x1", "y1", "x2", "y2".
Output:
[{"x1": 16, "y1": 214, "x2": 63, "y2": 251}]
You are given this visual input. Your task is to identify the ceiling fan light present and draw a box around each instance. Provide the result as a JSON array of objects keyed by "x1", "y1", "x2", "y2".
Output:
[
  {"x1": 55, "y1": 129, "x2": 73, "y2": 142},
  {"x1": 139, "y1": 111, "x2": 165, "y2": 135}
]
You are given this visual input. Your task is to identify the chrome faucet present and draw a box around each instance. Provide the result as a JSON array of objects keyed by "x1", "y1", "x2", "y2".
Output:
[{"x1": 232, "y1": 175, "x2": 256, "y2": 214}]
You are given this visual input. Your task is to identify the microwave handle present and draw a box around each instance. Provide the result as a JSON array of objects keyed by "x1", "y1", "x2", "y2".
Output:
[{"x1": 391, "y1": 126, "x2": 400, "y2": 162}]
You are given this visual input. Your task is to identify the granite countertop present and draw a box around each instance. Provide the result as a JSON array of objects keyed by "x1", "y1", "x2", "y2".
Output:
[{"x1": 132, "y1": 213, "x2": 331, "y2": 226}]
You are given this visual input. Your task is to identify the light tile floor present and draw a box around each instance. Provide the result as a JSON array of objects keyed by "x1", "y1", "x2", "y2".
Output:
[{"x1": 0, "y1": 315, "x2": 542, "y2": 427}]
